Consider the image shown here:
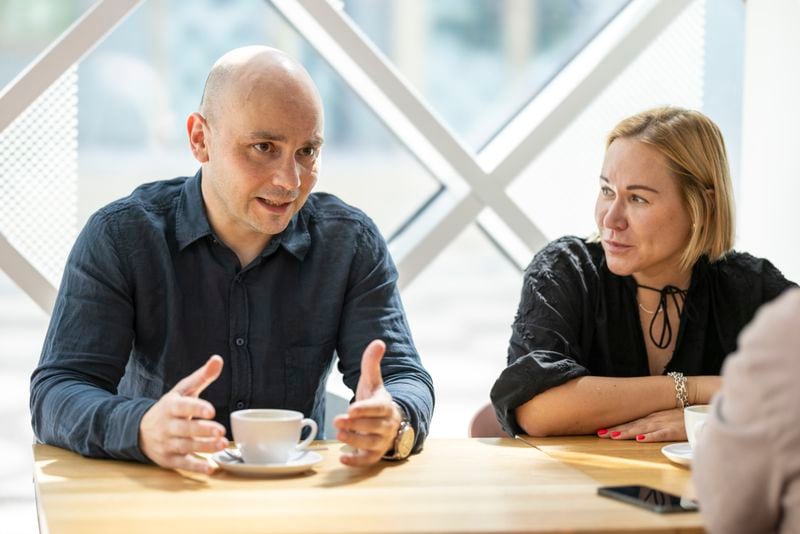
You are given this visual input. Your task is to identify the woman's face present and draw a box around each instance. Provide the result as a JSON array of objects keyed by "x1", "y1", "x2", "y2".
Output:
[{"x1": 595, "y1": 137, "x2": 693, "y2": 284}]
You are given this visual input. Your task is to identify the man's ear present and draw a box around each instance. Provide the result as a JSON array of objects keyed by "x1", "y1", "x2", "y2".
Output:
[{"x1": 187, "y1": 112, "x2": 210, "y2": 163}]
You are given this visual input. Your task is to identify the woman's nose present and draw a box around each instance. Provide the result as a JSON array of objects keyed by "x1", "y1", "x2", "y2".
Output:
[{"x1": 603, "y1": 199, "x2": 627, "y2": 231}]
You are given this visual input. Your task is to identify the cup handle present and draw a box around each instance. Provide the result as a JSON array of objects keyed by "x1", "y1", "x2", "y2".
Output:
[{"x1": 296, "y1": 418, "x2": 318, "y2": 451}]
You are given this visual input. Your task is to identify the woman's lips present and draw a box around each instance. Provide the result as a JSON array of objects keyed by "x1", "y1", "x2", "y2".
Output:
[{"x1": 603, "y1": 239, "x2": 633, "y2": 253}]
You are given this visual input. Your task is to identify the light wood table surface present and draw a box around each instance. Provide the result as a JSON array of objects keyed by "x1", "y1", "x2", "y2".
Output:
[
  {"x1": 517, "y1": 435, "x2": 698, "y2": 500},
  {"x1": 33, "y1": 437, "x2": 704, "y2": 534}
]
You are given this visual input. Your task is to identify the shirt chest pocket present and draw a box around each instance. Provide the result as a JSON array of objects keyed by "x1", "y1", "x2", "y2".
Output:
[{"x1": 283, "y1": 341, "x2": 336, "y2": 415}]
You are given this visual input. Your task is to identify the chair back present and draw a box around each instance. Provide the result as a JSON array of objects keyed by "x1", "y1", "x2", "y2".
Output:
[{"x1": 468, "y1": 403, "x2": 505, "y2": 437}]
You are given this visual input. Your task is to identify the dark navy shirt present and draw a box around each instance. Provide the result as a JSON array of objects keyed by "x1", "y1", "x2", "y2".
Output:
[
  {"x1": 30, "y1": 172, "x2": 434, "y2": 462},
  {"x1": 491, "y1": 236, "x2": 794, "y2": 436}
]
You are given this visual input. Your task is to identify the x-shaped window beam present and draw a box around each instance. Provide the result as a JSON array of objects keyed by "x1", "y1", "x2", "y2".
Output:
[
  {"x1": 0, "y1": 0, "x2": 692, "y2": 312},
  {"x1": 268, "y1": 0, "x2": 692, "y2": 287}
]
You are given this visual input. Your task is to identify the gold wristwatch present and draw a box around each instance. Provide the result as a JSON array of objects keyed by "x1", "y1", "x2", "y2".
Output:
[{"x1": 383, "y1": 403, "x2": 415, "y2": 461}]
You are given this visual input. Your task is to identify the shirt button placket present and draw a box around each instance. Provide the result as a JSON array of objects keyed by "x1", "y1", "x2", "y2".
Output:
[{"x1": 230, "y1": 271, "x2": 251, "y2": 420}]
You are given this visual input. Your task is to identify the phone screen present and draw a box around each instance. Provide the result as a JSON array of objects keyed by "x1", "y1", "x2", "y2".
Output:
[{"x1": 597, "y1": 485, "x2": 699, "y2": 514}]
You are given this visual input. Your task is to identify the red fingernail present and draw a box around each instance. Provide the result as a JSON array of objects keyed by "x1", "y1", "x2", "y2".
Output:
[
  {"x1": 611, "y1": 431, "x2": 621, "y2": 438},
  {"x1": 636, "y1": 434, "x2": 645, "y2": 441},
  {"x1": 597, "y1": 429, "x2": 608, "y2": 436}
]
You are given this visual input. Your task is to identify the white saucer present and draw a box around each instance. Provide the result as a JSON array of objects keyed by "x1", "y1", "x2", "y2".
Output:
[
  {"x1": 212, "y1": 450, "x2": 323, "y2": 477},
  {"x1": 661, "y1": 442, "x2": 693, "y2": 467}
]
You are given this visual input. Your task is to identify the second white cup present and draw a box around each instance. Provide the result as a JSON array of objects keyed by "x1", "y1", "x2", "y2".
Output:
[
  {"x1": 231, "y1": 409, "x2": 317, "y2": 464},
  {"x1": 684, "y1": 404, "x2": 710, "y2": 450}
]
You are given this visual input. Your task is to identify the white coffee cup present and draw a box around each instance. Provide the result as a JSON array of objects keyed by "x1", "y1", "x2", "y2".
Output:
[
  {"x1": 684, "y1": 404, "x2": 710, "y2": 450},
  {"x1": 231, "y1": 409, "x2": 318, "y2": 464}
]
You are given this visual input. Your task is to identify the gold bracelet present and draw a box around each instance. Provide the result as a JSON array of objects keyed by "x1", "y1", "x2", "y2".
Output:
[{"x1": 667, "y1": 371, "x2": 689, "y2": 408}]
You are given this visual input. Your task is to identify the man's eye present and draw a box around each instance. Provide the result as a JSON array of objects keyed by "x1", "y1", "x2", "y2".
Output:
[
  {"x1": 298, "y1": 147, "x2": 317, "y2": 158},
  {"x1": 253, "y1": 142, "x2": 274, "y2": 153},
  {"x1": 600, "y1": 186, "x2": 614, "y2": 197}
]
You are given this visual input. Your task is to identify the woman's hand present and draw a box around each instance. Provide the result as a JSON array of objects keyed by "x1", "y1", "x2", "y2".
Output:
[{"x1": 596, "y1": 408, "x2": 686, "y2": 442}]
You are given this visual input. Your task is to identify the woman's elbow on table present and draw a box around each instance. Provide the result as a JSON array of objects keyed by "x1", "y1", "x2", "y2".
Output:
[{"x1": 514, "y1": 398, "x2": 560, "y2": 437}]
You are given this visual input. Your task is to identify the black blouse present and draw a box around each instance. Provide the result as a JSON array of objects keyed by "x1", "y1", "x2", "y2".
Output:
[{"x1": 490, "y1": 236, "x2": 795, "y2": 436}]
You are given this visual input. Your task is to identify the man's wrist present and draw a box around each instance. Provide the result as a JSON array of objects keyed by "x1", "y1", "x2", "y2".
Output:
[
  {"x1": 385, "y1": 401, "x2": 406, "y2": 453},
  {"x1": 384, "y1": 401, "x2": 414, "y2": 460}
]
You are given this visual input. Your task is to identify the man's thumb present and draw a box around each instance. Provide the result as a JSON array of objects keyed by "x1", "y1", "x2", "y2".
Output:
[
  {"x1": 356, "y1": 340, "x2": 386, "y2": 399},
  {"x1": 174, "y1": 354, "x2": 224, "y2": 397}
]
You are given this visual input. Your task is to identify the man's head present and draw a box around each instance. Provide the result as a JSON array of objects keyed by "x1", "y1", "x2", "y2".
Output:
[{"x1": 187, "y1": 46, "x2": 324, "y2": 256}]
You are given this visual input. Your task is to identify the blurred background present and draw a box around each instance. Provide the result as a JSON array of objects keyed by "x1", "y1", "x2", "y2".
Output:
[{"x1": 3, "y1": 0, "x2": 798, "y2": 532}]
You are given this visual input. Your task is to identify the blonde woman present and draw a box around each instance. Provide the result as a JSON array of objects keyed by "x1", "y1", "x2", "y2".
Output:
[{"x1": 491, "y1": 107, "x2": 794, "y2": 441}]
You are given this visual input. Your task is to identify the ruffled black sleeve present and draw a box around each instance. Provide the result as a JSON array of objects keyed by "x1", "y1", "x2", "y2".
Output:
[{"x1": 490, "y1": 237, "x2": 601, "y2": 435}]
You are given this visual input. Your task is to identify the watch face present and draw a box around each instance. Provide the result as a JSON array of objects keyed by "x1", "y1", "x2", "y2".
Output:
[{"x1": 396, "y1": 423, "x2": 415, "y2": 459}]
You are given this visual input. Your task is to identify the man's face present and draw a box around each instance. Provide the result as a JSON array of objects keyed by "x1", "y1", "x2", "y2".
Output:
[{"x1": 198, "y1": 79, "x2": 324, "y2": 250}]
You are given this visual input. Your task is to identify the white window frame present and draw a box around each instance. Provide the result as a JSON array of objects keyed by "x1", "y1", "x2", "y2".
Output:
[{"x1": 0, "y1": 0, "x2": 691, "y2": 311}]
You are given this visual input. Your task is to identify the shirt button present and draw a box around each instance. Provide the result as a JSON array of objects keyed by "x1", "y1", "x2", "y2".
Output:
[
  {"x1": 235, "y1": 337, "x2": 246, "y2": 347},
  {"x1": 236, "y1": 401, "x2": 245, "y2": 409}
]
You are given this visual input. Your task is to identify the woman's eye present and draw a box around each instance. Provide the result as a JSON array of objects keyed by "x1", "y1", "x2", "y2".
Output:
[
  {"x1": 253, "y1": 142, "x2": 274, "y2": 153},
  {"x1": 600, "y1": 186, "x2": 614, "y2": 197},
  {"x1": 631, "y1": 194, "x2": 648, "y2": 204}
]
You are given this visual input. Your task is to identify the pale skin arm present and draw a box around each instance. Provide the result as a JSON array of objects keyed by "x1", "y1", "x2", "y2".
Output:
[{"x1": 515, "y1": 374, "x2": 721, "y2": 441}]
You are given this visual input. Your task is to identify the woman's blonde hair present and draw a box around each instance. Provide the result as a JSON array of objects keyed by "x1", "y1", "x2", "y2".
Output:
[{"x1": 607, "y1": 107, "x2": 735, "y2": 270}]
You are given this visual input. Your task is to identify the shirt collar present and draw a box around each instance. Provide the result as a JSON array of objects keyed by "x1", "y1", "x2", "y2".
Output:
[
  {"x1": 176, "y1": 169, "x2": 213, "y2": 250},
  {"x1": 177, "y1": 169, "x2": 311, "y2": 261},
  {"x1": 270, "y1": 202, "x2": 311, "y2": 261}
]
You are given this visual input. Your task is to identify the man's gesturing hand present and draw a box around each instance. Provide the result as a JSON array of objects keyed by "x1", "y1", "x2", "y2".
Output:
[
  {"x1": 139, "y1": 355, "x2": 228, "y2": 474},
  {"x1": 333, "y1": 340, "x2": 403, "y2": 467}
]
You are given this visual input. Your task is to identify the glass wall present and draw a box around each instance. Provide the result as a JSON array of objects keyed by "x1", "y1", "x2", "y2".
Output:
[{"x1": 0, "y1": 2, "x2": 746, "y2": 532}]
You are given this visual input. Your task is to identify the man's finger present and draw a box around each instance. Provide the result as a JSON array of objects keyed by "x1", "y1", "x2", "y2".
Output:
[
  {"x1": 345, "y1": 398, "x2": 393, "y2": 419},
  {"x1": 173, "y1": 355, "x2": 224, "y2": 397},
  {"x1": 334, "y1": 416, "x2": 393, "y2": 436},
  {"x1": 167, "y1": 436, "x2": 228, "y2": 455},
  {"x1": 340, "y1": 448, "x2": 381, "y2": 467},
  {"x1": 169, "y1": 453, "x2": 214, "y2": 475},
  {"x1": 166, "y1": 417, "x2": 227, "y2": 439},
  {"x1": 168, "y1": 396, "x2": 216, "y2": 420},
  {"x1": 355, "y1": 340, "x2": 386, "y2": 401},
  {"x1": 337, "y1": 429, "x2": 386, "y2": 451}
]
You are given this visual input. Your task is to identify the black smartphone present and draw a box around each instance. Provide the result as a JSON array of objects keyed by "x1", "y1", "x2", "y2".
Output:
[{"x1": 597, "y1": 485, "x2": 699, "y2": 514}]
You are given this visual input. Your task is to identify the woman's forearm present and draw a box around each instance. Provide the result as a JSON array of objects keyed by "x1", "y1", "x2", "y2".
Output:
[{"x1": 515, "y1": 375, "x2": 719, "y2": 437}]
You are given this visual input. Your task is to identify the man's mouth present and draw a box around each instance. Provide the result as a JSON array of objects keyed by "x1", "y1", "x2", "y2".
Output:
[{"x1": 256, "y1": 197, "x2": 293, "y2": 214}]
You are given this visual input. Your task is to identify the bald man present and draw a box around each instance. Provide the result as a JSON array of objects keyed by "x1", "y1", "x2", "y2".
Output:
[{"x1": 30, "y1": 47, "x2": 434, "y2": 472}]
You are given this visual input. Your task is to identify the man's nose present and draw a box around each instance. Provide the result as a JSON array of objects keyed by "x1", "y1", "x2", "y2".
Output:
[{"x1": 271, "y1": 155, "x2": 301, "y2": 191}]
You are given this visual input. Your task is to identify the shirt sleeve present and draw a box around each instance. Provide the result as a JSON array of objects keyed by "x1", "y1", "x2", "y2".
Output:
[
  {"x1": 490, "y1": 238, "x2": 595, "y2": 436},
  {"x1": 693, "y1": 288, "x2": 800, "y2": 533},
  {"x1": 335, "y1": 219, "x2": 434, "y2": 453},
  {"x1": 30, "y1": 209, "x2": 155, "y2": 463}
]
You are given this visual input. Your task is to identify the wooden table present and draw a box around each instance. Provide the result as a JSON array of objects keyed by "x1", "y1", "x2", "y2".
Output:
[{"x1": 33, "y1": 437, "x2": 705, "y2": 533}]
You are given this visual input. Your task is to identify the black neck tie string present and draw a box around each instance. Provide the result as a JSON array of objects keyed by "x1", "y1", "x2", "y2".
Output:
[{"x1": 636, "y1": 284, "x2": 688, "y2": 349}]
